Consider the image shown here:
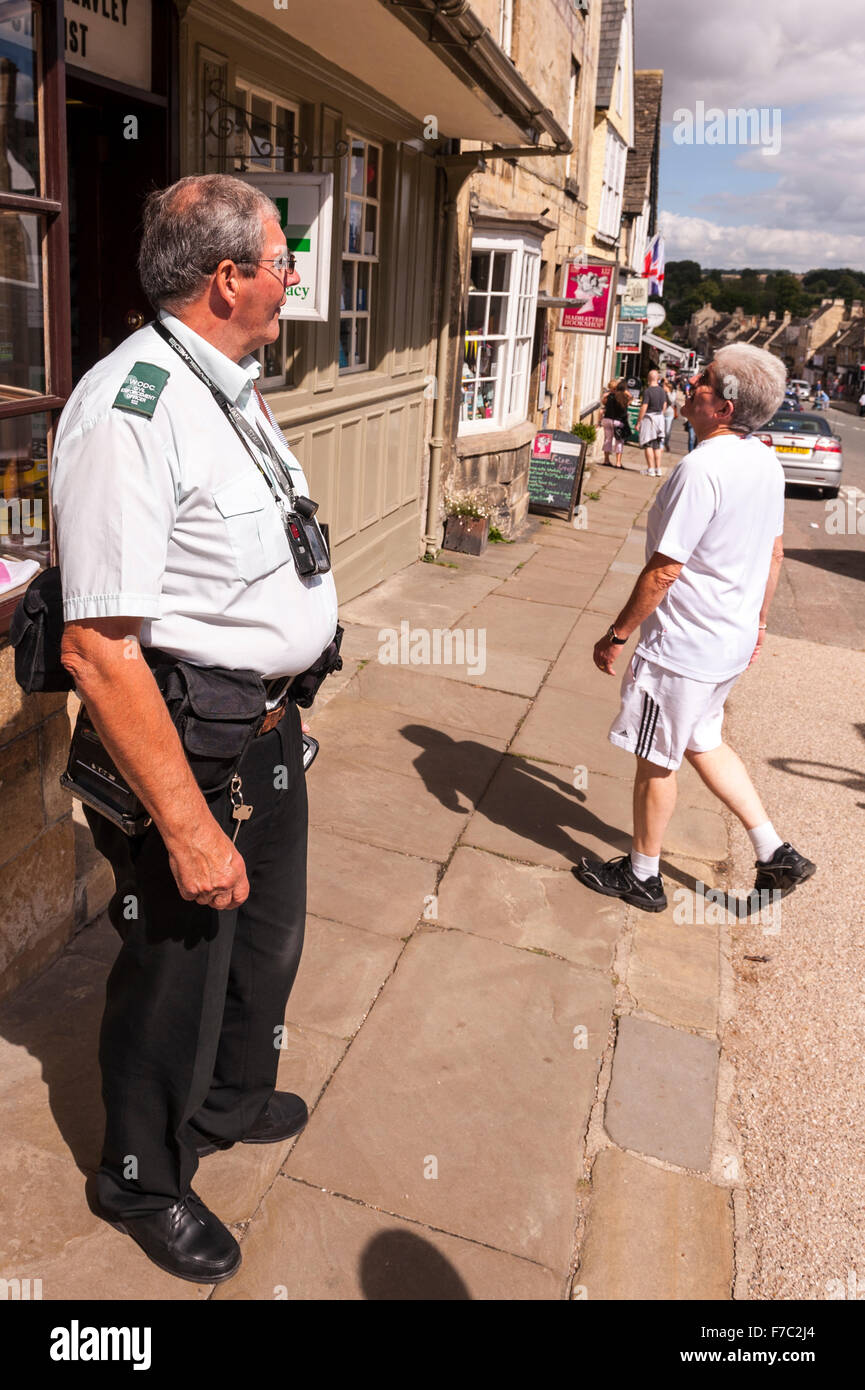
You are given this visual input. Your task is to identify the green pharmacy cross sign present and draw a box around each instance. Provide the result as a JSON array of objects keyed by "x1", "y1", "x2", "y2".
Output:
[{"x1": 241, "y1": 174, "x2": 334, "y2": 322}]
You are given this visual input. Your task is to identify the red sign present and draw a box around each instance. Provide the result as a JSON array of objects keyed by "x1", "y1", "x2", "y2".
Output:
[{"x1": 560, "y1": 262, "x2": 616, "y2": 334}]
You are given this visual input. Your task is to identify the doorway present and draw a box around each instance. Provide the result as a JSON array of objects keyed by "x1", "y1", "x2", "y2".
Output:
[{"x1": 66, "y1": 76, "x2": 168, "y2": 380}]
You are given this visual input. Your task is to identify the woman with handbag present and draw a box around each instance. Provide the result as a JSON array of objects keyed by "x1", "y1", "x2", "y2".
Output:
[{"x1": 601, "y1": 378, "x2": 632, "y2": 467}]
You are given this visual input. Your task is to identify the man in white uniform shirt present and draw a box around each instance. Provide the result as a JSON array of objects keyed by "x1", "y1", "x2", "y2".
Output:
[
  {"x1": 575, "y1": 343, "x2": 815, "y2": 913},
  {"x1": 54, "y1": 176, "x2": 338, "y2": 1283}
]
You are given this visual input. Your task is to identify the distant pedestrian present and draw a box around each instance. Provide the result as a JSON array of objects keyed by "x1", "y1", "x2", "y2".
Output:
[
  {"x1": 601, "y1": 377, "x2": 631, "y2": 468},
  {"x1": 858, "y1": 388, "x2": 865, "y2": 417},
  {"x1": 576, "y1": 342, "x2": 816, "y2": 915},
  {"x1": 637, "y1": 369, "x2": 667, "y2": 476},
  {"x1": 662, "y1": 377, "x2": 677, "y2": 450}
]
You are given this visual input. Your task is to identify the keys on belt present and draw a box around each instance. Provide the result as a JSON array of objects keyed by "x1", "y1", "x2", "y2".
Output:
[{"x1": 256, "y1": 675, "x2": 291, "y2": 738}]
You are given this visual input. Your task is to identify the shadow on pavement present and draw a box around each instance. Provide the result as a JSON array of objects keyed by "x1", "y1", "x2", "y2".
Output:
[
  {"x1": 782, "y1": 549, "x2": 865, "y2": 582},
  {"x1": 359, "y1": 1229, "x2": 471, "y2": 1300}
]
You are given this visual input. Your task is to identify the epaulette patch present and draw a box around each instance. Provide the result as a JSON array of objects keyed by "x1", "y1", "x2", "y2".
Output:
[{"x1": 112, "y1": 363, "x2": 170, "y2": 418}]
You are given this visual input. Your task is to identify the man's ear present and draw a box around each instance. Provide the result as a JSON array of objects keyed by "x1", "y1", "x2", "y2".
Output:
[{"x1": 213, "y1": 259, "x2": 242, "y2": 309}]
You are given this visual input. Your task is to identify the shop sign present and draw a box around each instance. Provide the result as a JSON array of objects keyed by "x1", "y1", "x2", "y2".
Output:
[
  {"x1": 615, "y1": 321, "x2": 643, "y2": 355},
  {"x1": 63, "y1": 0, "x2": 152, "y2": 91},
  {"x1": 559, "y1": 262, "x2": 617, "y2": 334},
  {"x1": 238, "y1": 172, "x2": 334, "y2": 323},
  {"x1": 620, "y1": 276, "x2": 648, "y2": 321}
]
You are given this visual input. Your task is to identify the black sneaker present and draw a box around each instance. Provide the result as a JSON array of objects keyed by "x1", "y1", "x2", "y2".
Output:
[
  {"x1": 573, "y1": 853, "x2": 667, "y2": 912},
  {"x1": 754, "y1": 842, "x2": 816, "y2": 898}
]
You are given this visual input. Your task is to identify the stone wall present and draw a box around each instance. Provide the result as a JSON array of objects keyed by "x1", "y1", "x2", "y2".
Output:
[{"x1": 0, "y1": 647, "x2": 75, "y2": 1002}]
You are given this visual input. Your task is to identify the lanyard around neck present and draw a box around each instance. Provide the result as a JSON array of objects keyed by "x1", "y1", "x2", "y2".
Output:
[{"x1": 151, "y1": 320, "x2": 297, "y2": 509}]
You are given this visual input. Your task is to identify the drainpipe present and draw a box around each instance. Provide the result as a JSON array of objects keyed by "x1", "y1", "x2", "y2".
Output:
[{"x1": 423, "y1": 157, "x2": 481, "y2": 557}]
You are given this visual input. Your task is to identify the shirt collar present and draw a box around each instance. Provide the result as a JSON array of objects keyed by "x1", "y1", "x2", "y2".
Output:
[{"x1": 157, "y1": 310, "x2": 261, "y2": 407}]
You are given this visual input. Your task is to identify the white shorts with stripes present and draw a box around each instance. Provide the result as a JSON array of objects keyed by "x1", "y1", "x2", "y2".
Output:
[{"x1": 608, "y1": 654, "x2": 741, "y2": 770}]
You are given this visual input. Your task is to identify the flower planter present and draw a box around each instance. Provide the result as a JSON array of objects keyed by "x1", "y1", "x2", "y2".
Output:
[{"x1": 442, "y1": 513, "x2": 490, "y2": 556}]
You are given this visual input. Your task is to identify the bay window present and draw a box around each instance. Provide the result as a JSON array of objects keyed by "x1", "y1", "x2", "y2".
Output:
[{"x1": 459, "y1": 233, "x2": 541, "y2": 434}]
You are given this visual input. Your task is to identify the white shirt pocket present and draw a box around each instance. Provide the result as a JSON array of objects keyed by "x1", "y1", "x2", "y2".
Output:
[{"x1": 213, "y1": 472, "x2": 291, "y2": 582}]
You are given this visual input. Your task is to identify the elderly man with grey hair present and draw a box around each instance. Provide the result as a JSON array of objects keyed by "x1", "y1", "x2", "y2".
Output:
[
  {"x1": 576, "y1": 343, "x2": 815, "y2": 913},
  {"x1": 52, "y1": 175, "x2": 338, "y2": 1282}
]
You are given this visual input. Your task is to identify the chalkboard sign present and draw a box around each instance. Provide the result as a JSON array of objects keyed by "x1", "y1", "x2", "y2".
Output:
[{"x1": 528, "y1": 431, "x2": 587, "y2": 521}]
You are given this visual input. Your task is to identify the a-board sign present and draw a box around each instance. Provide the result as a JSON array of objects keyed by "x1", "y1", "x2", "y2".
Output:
[{"x1": 529, "y1": 431, "x2": 587, "y2": 520}]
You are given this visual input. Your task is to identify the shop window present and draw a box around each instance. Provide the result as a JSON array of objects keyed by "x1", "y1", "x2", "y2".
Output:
[
  {"x1": 0, "y1": 0, "x2": 71, "y2": 613},
  {"x1": 232, "y1": 82, "x2": 302, "y2": 388},
  {"x1": 459, "y1": 234, "x2": 541, "y2": 433},
  {"x1": 340, "y1": 132, "x2": 380, "y2": 373}
]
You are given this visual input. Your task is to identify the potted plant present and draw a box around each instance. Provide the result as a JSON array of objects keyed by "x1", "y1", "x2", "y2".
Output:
[{"x1": 442, "y1": 487, "x2": 493, "y2": 556}]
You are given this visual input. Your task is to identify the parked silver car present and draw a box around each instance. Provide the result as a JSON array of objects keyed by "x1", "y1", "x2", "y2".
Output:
[{"x1": 755, "y1": 410, "x2": 843, "y2": 498}]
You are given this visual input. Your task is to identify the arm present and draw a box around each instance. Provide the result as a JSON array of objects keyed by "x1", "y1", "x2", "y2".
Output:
[
  {"x1": 61, "y1": 617, "x2": 249, "y2": 910},
  {"x1": 593, "y1": 551, "x2": 684, "y2": 674},
  {"x1": 749, "y1": 534, "x2": 784, "y2": 666},
  {"x1": 637, "y1": 392, "x2": 648, "y2": 425}
]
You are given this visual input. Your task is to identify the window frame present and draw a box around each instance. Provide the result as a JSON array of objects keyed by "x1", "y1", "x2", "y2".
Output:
[
  {"x1": 0, "y1": 0, "x2": 71, "y2": 625},
  {"x1": 459, "y1": 231, "x2": 542, "y2": 437},
  {"x1": 598, "y1": 127, "x2": 627, "y2": 240},
  {"x1": 231, "y1": 79, "x2": 303, "y2": 389},
  {"x1": 498, "y1": 0, "x2": 514, "y2": 56},
  {"x1": 339, "y1": 129, "x2": 382, "y2": 376}
]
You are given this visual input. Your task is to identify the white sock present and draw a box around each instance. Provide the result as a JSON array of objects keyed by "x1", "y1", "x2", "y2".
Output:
[
  {"x1": 748, "y1": 821, "x2": 784, "y2": 863},
  {"x1": 631, "y1": 849, "x2": 660, "y2": 881}
]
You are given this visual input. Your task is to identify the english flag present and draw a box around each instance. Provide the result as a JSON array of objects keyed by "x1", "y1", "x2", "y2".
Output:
[{"x1": 643, "y1": 233, "x2": 665, "y2": 296}]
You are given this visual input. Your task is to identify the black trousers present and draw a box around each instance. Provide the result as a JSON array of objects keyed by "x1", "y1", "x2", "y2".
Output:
[{"x1": 84, "y1": 704, "x2": 307, "y2": 1219}]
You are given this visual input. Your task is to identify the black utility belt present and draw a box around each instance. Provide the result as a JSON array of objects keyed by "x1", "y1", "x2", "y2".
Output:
[{"x1": 60, "y1": 630, "x2": 343, "y2": 837}]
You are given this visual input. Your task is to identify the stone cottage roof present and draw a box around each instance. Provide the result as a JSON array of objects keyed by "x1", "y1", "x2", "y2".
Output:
[
  {"x1": 623, "y1": 70, "x2": 663, "y2": 217},
  {"x1": 595, "y1": 0, "x2": 629, "y2": 111}
]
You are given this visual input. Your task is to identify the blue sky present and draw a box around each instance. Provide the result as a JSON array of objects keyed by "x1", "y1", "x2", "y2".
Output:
[{"x1": 634, "y1": 0, "x2": 865, "y2": 272}]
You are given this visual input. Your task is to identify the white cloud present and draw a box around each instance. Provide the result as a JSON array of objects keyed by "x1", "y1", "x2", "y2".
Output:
[{"x1": 658, "y1": 211, "x2": 865, "y2": 272}]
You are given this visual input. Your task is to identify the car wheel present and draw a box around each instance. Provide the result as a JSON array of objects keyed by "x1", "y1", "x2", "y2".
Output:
[{"x1": 823, "y1": 486, "x2": 839, "y2": 499}]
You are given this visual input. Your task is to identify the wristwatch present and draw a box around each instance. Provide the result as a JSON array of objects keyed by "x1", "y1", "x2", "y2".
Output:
[{"x1": 606, "y1": 624, "x2": 627, "y2": 645}]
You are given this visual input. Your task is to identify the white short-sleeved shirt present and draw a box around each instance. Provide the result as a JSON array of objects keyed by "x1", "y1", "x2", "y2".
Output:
[
  {"x1": 635, "y1": 433, "x2": 785, "y2": 682},
  {"x1": 51, "y1": 314, "x2": 338, "y2": 679}
]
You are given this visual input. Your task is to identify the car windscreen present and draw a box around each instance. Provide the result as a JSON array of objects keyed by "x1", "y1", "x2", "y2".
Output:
[{"x1": 767, "y1": 415, "x2": 826, "y2": 434}]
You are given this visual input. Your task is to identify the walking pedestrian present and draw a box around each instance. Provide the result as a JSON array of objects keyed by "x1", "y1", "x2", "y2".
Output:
[
  {"x1": 53, "y1": 175, "x2": 340, "y2": 1284},
  {"x1": 637, "y1": 369, "x2": 667, "y2": 476},
  {"x1": 601, "y1": 377, "x2": 632, "y2": 467},
  {"x1": 662, "y1": 376, "x2": 677, "y2": 451},
  {"x1": 858, "y1": 387, "x2": 865, "y2": 417},
  {"x1": 575, "y1": 343, "x2": 815, "y2": 913}
]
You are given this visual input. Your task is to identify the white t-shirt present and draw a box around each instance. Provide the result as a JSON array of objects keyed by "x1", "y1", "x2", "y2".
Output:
[
  {"x1": 52, "y1": 315, "x2": 338, "y2": 679},
  {"x1": 635, "y1": 433, "x2": 785, "y2": 682}
]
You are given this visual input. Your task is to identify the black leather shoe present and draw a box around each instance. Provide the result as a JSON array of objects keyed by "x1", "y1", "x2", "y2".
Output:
[
  {"x1": 195, "y1": 1092, "x2": 309, "y2": 1156},
  {"x1": 111, "y1": 1191, "x2": 241, "y2": 1284}
]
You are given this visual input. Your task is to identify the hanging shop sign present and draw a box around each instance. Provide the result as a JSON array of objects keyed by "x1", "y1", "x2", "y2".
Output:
[
  {"x1": 238, "y1": 172, "x2": 334, "y2": 323},
  {"x1": 615, "y1": 321, "x2": 643, "y2": 355},
  {"x1": 620, "y1": 276, "x2": 649, "y2": 322},
  {"x1": 63, "y1": 0, "x2": 152, "y2": 91},
  {"x1": 559, "y1": 262, "x2": 617, "y2": 335}
]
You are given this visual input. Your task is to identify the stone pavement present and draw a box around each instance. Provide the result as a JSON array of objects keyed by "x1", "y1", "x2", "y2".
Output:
[{"x1": 0, "y1": 450, "x2": 738, "y2": 1301}]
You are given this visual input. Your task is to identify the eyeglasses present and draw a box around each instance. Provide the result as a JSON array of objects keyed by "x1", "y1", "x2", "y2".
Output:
[{"x1": 258, "y1": 252, "x2": 296, "y2": 274}]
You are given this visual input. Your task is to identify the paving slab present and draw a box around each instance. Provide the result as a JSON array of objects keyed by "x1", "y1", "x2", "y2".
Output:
[
  {"x1": 353, "y1": 661, "x2": 530, "y2": 740},
  {"x1": 339, "y1": 564, "x2": 499, "y2": 630},
  {"x1": 532, "y1": 527, "x2": 622, "y2": 556},
  {"x1": 454, "y1": 594, "x2": 578, "y2": 661},
  {"x1": 371, "y1": 645, "x2": 550, "y2": 699},
  {"x1": 306, "y1": 828, "x2": 438, "y2": 937},
  {"x1": 309, "y1": 698, "x2": 507, "y2": 790},
  {"x1": 605, "y1": 1015, "x2": 719, "y2": 1171},
  {"x1": 215, "y1": 1180, "x2": 562, "y2": 1300},
  {"x1": 2, "y1": 1223, "x2": 208, "y2": 1301},
  {"x1": 628, "y1": 914, "x2": 720, "y2": 1033},
  {"x1": 436, "y1": 845, "x2": 623, "y2": 971},
  {"x1": 306, "y1": 758, "x2": 472, "y2": 861},
  {"x1": 584, "y1": 572, "x2": 639, "y2": 617},
  {"x1": 491, "y1": 568, "x2": 599, "y2": 610},
  {"x1": 284, "y1": 928, "x2": 613, "y2": 1270},
  {"x1": 577, "y1": 1147, "x2": 733, "y2": 1300},
  {"x1": 517, "y1": 545, "x2": 615, "y2": 577},
  {"x1": 194, "y1": 1023, "x2": 346, "y2": 1225},
  {"x1": 285, "y1": 915, "x2": 404, "y2": 1039},
  {"x1": 546, "y1": 616, "x2": 639, "y2": 698},
  {"x1": 464, "y1": 757, "x2": 631, "y2": 869}
]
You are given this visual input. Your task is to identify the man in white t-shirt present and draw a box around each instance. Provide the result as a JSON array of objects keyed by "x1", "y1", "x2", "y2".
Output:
[{"x1": 575, "y1": 343, "x2": 816, "y2": 912}]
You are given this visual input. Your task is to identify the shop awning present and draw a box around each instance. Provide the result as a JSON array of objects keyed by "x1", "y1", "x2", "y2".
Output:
[
  {"x1": 644, "y1": 332, "x2": 691, "y2": 362},
  {"x1": 236, "y1": 0, "x2": 567, "y2": 146}
]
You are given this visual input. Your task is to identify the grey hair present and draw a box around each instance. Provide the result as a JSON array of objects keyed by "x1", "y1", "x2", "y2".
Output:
[
  {"x1": 138, "y1": 174, "x2": 281, "y2": 310},
  {"x1": 712, "y1": 343, "x2": 788, "y2": 431}
]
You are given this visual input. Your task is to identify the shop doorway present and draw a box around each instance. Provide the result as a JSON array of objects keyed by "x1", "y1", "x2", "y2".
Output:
[{"x1": 66, "y1": 76, "x2": 168, "y2": 381}]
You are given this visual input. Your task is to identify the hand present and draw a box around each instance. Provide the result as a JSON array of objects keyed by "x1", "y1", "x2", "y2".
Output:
[
  {"x1": 747, "y1": 629, "x2": 766, "y2": 668},
  {"x1": 164, "y1": 815, "x2": 250, "y2": 911},
  {"x1": 593, "y1": 636, "x2": 620, "y2": 675}
]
